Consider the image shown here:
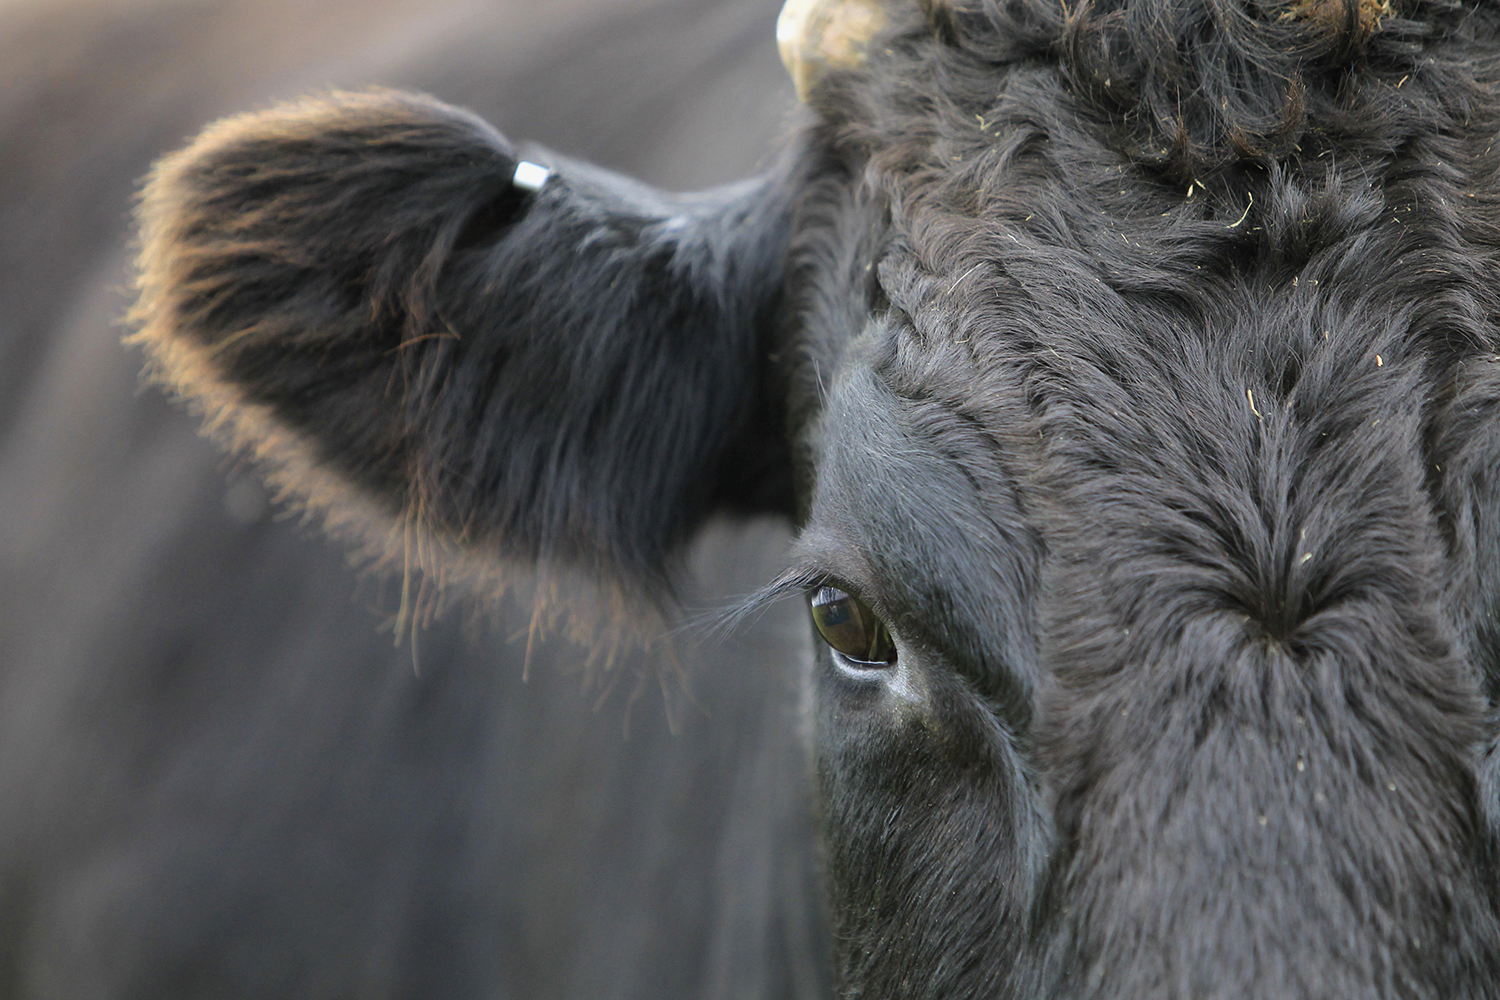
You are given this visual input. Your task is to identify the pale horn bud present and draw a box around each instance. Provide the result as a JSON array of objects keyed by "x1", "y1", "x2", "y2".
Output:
[{"x1": 777, "y1": 0, "x2": 887, "y2": 102}]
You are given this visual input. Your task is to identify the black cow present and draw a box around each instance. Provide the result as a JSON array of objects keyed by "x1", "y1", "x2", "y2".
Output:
[{"x1": 16, "y1": 0, "x2": 1500, "y2": 996}]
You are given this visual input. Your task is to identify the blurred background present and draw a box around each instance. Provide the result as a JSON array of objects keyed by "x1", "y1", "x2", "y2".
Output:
[{"x1": 0, "y1": 1, "x2": 830, "y2": 996}]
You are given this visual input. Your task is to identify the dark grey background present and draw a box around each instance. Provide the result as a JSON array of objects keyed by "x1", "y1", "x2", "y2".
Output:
[{"x1": 0, "y1": 1, "x2": 829, "y2": 995}]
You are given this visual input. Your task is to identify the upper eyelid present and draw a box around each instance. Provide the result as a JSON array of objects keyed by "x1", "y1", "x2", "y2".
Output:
[
  {"x1": 715, "y1": 565, "x2": 885, "y2": 632},
  {"x1": 711, "y1": 526, "x2": 884, "y2": 629}
]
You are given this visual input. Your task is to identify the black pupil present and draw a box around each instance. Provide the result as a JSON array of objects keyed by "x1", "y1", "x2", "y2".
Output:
[{"x1": 809, "y1": 587, "x2": 896, "y2": 665}]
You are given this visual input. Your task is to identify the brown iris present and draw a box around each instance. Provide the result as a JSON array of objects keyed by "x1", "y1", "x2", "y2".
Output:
[{"x1": 809, "y1": 586, "x2": 896, "y2": 666}]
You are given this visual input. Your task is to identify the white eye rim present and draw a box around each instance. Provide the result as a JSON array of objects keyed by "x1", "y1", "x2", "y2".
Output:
[
  {"x1": 830, "y1": 647, "x2": 899, "y2": 679},
  {"x1": 829, "y1": 649, "x2": 898, "y2": 675}
]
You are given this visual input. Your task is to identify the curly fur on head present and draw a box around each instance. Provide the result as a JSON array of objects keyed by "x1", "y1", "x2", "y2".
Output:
[{"x1": 902, "y1": 0, "x2": 1448, "y2": 181}]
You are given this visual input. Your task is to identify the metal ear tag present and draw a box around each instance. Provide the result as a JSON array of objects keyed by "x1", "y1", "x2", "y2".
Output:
[{"x1": 512, "y1": 161, "x2": 552, "y2": 192}]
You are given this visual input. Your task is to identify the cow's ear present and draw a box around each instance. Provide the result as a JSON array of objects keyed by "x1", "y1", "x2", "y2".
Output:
[{"x1": 130, "y1": 89, "x2": 796, "y2": 620}]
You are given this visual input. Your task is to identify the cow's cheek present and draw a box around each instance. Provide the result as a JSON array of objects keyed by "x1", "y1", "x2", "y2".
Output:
[{"x1": 810, "y1": 642, "x2": 1046, "y2": 994}]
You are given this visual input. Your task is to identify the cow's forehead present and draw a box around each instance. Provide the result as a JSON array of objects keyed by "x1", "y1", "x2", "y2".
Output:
[
  {"x1": 805, "y1": 176, "x2": 1466, "y2": 595},
  {"x1": 790, "y1": 19, "x2": 1497, "y2": 702}
]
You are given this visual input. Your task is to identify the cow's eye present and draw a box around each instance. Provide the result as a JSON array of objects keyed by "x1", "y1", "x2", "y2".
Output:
[{"x1": 809, "y1": 586, "x2": 896, "y2": 666}]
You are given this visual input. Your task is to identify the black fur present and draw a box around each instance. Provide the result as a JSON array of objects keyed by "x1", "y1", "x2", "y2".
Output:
[
  {"x1": 56, "y1": 0, "x2": 1500, "y2": 996},
  {"x1": 785, "y1": 0, "x2": 1500, "y2": 996}
]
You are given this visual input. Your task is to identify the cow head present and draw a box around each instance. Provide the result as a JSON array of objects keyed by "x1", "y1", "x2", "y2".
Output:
[{"x1": 131, "y1": 0, "x2": 1500, "y2": 996}]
